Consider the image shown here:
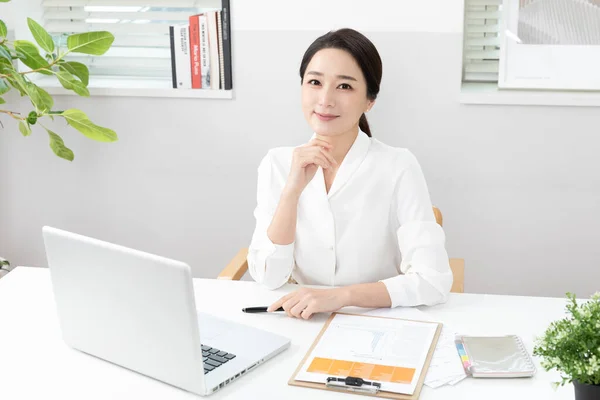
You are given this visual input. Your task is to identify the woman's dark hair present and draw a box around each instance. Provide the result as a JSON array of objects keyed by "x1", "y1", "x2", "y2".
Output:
[{"x1": 299, "y1": 28, "x2": 382, "y2": 138}]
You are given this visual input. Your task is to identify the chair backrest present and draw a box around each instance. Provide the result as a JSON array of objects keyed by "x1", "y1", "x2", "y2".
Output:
[
  {"x1": 433, "y1": 206, "x2": 443, "y2": 226},
  {"x1": 432, "y1": 206, "x2": 465, "y2": 293}
]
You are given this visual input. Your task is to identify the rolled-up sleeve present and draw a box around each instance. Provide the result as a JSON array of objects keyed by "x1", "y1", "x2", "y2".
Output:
[
  {"x1": 380, "y1": 151, "x2": 453, "y2": 307},
  {"x1": 247, "y1": 151, "x2": 295, "y2": 289}
]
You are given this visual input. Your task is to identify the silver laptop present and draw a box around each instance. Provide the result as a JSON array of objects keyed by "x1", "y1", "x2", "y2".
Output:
[{"x1": 42, "y1": 226, "x2": 290, "y2": 396}]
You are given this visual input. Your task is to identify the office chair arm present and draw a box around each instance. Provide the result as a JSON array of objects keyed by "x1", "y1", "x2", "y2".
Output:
[
  {"x1": 217, "y1": 248, "x2": 249, "y2": 280},
  {"x1": 449, "y1": 258, "x2": 465, "y2": 293}
]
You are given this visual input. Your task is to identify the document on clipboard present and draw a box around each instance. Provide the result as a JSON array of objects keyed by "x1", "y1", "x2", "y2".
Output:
[{"x1": 290, "y1": 312, "x2": 442, "y2": 398}]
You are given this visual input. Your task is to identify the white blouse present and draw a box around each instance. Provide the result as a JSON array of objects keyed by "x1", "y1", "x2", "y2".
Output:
[{"x1": 247, "y1": 131, "x2": 453, "y2": 307}]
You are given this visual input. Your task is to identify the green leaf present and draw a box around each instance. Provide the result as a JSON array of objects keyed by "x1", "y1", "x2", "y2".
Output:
[
  {"x1": 67, "y1": 31, "x2": 114, "y2": 55},
  {"x1": 19, "y1": 121, "x2": 31, "y2": 136},
  {"x1": 0, "y1": 20, "x2": 7, "y2": 39},
  {"x1": 0, "y1": 45, "x2": 11, "y2": 61},
  {"x1": 61, "y1": 109, "x2": 117, "y2": 142},
  {"x1": 6, "y1": 73, "x2": 28, "y2": 96},
  {"x1": 14, "y1": 40, "x2": 52, "y2": 75},
  {"x1": 34, "y1": 85, "x2": 54, "y2": 112},
  {"x1": 44, "y1": 127, "x2": 74, "y2": 161},
  {"x1": 0, "y1": 78, "x2": 9, "y2": 95},
  {"x1": 0, "y1": 97, "x2": 5, "y2": 104},
  {"x1": 0, "y1": 55, "x2": 13, "y2": 74},
  {"x1": 25, "y1": 82, "x2": 54, "y2": 113},
  {"x1": 70, "y1": 81, "x2": 89, "y2": 97},
  {"x1": 0, "y1": 1, "x2": 11, "y2": 3},
  {"x1": 55, "y1": 70, "x2": 75, "y2": 89},
  {"x1": 27, "y1": 18, "x2": 55, "y2": 53},
  {"x1": 59, "y1": 61, "x2": 89, "y2": 86},
  {"x1": 55, "y1": 70, "x2": 89, "y2": 97}
]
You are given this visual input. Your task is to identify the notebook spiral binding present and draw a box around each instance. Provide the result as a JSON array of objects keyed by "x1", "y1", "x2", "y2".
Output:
[{"x1": 511, "y1": 335, "x2": 536, "y2": 369}]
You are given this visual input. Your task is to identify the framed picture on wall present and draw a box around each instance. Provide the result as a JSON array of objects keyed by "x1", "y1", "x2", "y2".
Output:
[{"x1": 498, "y1": 0, "x2": 600, "y2": 90}]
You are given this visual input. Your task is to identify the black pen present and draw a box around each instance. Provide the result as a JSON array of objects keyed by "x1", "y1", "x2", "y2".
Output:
[{"x1": 242, "y1": 306, "x2": 284, "y2": 313}]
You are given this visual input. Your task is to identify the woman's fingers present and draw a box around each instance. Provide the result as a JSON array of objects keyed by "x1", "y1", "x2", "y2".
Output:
[
  {"x1": 306, "y1": 138, "x2": 333, "y2": 150},
  {"x1": 268, "y1": 292, "x2": 294, "y2": 312},
  {"x1": 298, "y1": 147, "x2": 336, "y2": 169},
  {"x1": 300, "y1": 153, "x2": 330, "y2": 169},
  {"x1": 301, "y1": 306, "x2": 314, "y2": 320},
  {"x1": 290, "y1": 298, "x2": 309, "y2": 318},
  {"x1": 295, "y1": 140, "x2": 337, "y2": 169},
  {"x1": 282, "y1": 296, "x2": 302, "y2": 318},
  {"x1": 304, "y1": 141, "x2": 336, "y2": 165},
  {"x1": 318, "y1": 147, "x2": 337, "y2": 167}
]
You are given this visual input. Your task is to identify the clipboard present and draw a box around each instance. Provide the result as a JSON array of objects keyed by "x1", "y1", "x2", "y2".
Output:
[{"x1": 288, "y1": 312, "x2": 442, "y2": 399}]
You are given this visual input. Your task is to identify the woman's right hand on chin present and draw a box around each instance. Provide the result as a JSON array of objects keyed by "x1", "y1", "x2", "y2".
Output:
[{"x1": 283, "y1": 138, "x2": 337, "y2": 198}]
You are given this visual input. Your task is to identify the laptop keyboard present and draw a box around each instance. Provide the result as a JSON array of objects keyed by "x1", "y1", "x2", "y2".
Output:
[{"x1": 201, "y1": 344, "x2": 236, "y2": 374}]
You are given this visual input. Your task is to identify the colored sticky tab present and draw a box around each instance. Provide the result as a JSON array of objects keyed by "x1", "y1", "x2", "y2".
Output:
[{"x1": 455, "y1": 342, "x2": 471, "y2": 370}]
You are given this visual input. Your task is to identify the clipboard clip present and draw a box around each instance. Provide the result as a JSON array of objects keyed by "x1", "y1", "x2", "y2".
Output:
[{"x1": 326, "y1": 376, "x2": 381, "y2": 394}]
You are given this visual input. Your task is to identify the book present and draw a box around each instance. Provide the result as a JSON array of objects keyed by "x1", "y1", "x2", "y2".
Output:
[
  {"x1": 170, "y1": 24, "x2": 192, "y2": 89},
  {"x1": 217, "y1": 11, "x2": 225, "y2": 90},
  {"x1": 199, "y1": 14, "x2": 210, "y2": 88},
  {"x1": 220, "y1": 0, "x2": 233, "y2": 89},
  {"x1": 205, "y1": 11, "x2": 221, "y2": 90},
  {"x1": 189, "y1": 15, "x2": 201, "y2": 89},
  {"x1": 169, "y1": 26, "x2": 177, "y2": 89},
  {"x1": 456, "y1": 335, "x2": 536, "y2": 378}
]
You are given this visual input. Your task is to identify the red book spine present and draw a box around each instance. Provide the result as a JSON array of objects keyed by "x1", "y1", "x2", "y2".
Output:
[{"x1": 189, "y1": 15, "x2": 201, "y2": 89}]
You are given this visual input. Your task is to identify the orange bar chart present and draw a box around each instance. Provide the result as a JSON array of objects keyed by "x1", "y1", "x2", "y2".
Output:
[{"x1": 307, "y1": 357, "x2": 415, "y2": 384}]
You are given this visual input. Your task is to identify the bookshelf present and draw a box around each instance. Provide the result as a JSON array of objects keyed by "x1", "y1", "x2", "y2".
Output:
[
  {"x1": 14, "y1": 0, "x2": 233, "y2": 99},
  {"x1": 33, "y1": 76, "x2": 234, "y2": 99}
]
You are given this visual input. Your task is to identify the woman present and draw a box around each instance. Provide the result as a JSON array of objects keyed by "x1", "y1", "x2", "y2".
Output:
[{"x1": 247, "y1": 28, "x2": 452, "y2": 319}]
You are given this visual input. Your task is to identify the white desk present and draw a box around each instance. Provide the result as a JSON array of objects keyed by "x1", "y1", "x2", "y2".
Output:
[{"x1": 0, "y1": 267, "x2": 575, "y2": 400}]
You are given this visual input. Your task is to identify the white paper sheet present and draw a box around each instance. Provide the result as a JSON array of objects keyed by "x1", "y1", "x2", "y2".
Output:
[
  {"x1": 295, "y1": 313, "x2": 439, "y2": 395},
  {"x1": 356, "y1": 307, "x2": 467, "y2": 389},
  {"x1": 423, "y1": 326, "x2": 467, "y2": 388}
]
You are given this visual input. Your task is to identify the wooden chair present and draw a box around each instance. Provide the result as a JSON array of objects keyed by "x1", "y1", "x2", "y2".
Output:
[{"x1": 218, "y1": 206, "x2": 465, "y2": 293}]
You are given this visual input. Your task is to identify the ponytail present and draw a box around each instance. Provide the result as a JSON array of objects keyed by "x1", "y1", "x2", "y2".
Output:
[{"x1": 359, "y1": 113, "x2": 372, "y2": 137}]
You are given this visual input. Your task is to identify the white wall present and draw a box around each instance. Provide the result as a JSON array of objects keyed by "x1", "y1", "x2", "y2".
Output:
[
  {"x1": 230, "y1": 0, "x2": 464, "y2": 32},
  {"x1": 0, "y1": 0, "x2": 15, "y2": 30},
  {"x1": 1, "y1": 0, "x2": 599, "y2": 299}
]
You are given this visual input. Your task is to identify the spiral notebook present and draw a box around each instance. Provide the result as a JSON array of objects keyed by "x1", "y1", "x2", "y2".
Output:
[{"x1": 455, "y1": 335, "x2": 536, "y2": 378}]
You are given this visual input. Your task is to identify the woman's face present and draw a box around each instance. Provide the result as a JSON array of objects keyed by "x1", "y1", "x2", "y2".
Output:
[{"x1": 301, "y1": 48, "x2": 374, "y2": 137}]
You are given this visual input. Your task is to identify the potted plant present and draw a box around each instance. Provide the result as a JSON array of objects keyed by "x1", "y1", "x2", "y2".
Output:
[
  {"x1": 0, "y1": 257, "x2": 11, "y2": 278},
  {"x1": 533, "y1": 292, "x2": 600, "y2": 400},
  {"x1": 1, "y1": 0, "x2": 118, "y2": 160},
  {"x1": 1, "y1": 0, "x2": 117, "y2": 271}
]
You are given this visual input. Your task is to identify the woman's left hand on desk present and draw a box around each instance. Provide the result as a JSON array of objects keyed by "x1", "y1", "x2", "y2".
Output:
[{"x1": 267, "y1": 287, "x2": 349, "y2": 319}]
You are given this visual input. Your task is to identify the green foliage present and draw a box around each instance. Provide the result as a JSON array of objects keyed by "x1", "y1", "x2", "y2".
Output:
[
  {"x1": 67, "y1": 32, "x2": 114, "y2": 55},
  {"x1": 18, "y1": 120, "x2": 30, "y2": 136},
  {"x1": 0, "y1": 0, "x2": 117, "y2": 161},
  {"x1": 533, "y1": 292, "x2": 600, "y2": 387},
  {"x1": 62, "y1": 109, "x2": 117, "y2": 142},
  {"x1": 0, "y1": 20, "x2": 7, "y2": 39},
  {"x1": 27, "y1": 18, "x2": 54, "y2": 53}
]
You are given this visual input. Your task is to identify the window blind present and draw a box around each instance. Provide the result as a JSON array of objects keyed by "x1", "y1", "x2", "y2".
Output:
[
  {"x1": 40, "y1": 0, "x2": 218, "y2": 79},
  {"x1": 463, "y1": 0, "x2": 502, "y2": 83}
]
